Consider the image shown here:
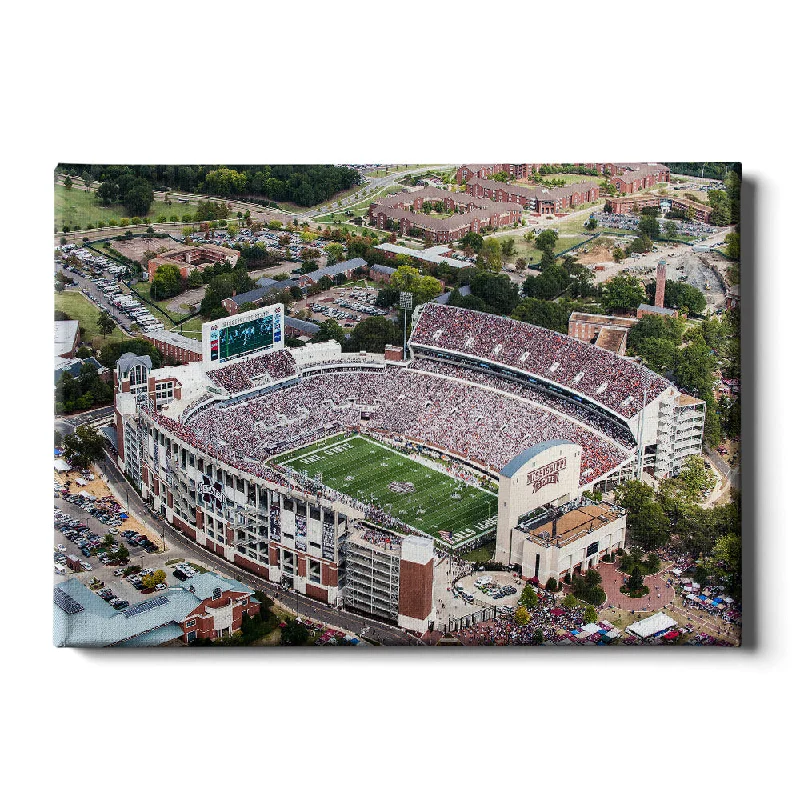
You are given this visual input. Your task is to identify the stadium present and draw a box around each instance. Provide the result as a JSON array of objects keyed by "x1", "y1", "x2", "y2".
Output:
[{"x1": 113, "y1": 302, "x2": 705, "y2": 631}]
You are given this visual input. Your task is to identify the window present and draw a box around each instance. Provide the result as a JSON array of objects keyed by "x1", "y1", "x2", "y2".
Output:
[{"x1": 185, "y1": 619, "x2": 196, "y2": 628}]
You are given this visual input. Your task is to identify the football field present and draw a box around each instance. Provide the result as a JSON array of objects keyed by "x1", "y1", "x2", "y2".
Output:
[{"x1": 274, "y1": 435, "x2": 498, "y2": 548}]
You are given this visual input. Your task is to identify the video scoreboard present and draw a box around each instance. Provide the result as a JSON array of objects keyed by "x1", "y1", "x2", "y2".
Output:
[{"x1": 202, "y1": 305, "x2": 284, "y2": 366}]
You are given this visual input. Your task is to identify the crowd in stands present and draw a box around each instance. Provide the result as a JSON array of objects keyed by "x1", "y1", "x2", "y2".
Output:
[
  {"x1": 409, "y1": 304, "x2": 669, "y2": 418},
  {"x1": 407, "y1": 357, "x2": 636, "y2": 449},
  {"x1": 185, "y1": 368, "x2": 631, "y2": 484},
  {"x1": 207, "y1": 349, "x2": 298, "y2": 394}
]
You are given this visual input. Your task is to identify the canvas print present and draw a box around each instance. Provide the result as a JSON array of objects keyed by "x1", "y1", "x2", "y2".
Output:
[{"x1": 54, "y1": 163, "x2": 742, "y2": 647}]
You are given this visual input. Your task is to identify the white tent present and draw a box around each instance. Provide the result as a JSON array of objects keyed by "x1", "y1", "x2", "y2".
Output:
[
  {"x1": 54, "y1": 459, "x2": 70, "y2": 472},
  {"x1": 626, "y1": 612, "x2": 678, "y2": 639}
]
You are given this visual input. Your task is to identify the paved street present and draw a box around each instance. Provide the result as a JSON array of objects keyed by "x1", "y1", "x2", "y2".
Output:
[{"x1": 97, "y1": 453, "x2": 424, "y2": 645}]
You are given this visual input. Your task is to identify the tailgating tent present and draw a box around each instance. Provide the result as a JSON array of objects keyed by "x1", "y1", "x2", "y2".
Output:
[
  {"x1": 54, "y1": 448, "x2": 63, "y2": 457},
  {"x1": 626, "y1": 612, "x2": 678, "y2": 639},
  {"x1": 54, "y1": 459, "x2": 70, "y2": 472},
  {"x1": 662, "y1": 630, "x2": 680, "y2": 641},
  {"x1": 582, "y1": 623, "x2": 601, "y2": 635}
]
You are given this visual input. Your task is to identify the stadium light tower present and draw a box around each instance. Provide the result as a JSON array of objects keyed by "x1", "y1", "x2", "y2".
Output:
[{"x1": 400, "y1": 291, "x2": 413, "y2": 361}]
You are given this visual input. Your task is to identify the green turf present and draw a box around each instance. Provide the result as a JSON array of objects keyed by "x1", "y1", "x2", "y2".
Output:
[
  {"x1": 275, "y1": 435, "x2": 498, "y2": 547},
  {"x1": 55, "y1": 184, "x2": 199, "y2": 231},
  {"x1": 54, "y1": 290, "x2": 128, "y2": 348}
]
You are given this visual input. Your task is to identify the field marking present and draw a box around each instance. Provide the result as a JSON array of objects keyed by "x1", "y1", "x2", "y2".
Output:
[{"x1": 276, "y1": 434, "x2": 498, "y2": 544}]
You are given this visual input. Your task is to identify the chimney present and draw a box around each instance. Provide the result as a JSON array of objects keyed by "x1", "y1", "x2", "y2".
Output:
[
  {"x1": 552, "y1": 515, "x2": 558, "y2": 540},
  {"x1": 655, "y1": 261, "x2": 667, "y2": 308}
]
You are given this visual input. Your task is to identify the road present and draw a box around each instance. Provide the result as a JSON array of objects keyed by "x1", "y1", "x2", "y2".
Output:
[
  {"x1": 309, "y1": 164, "x2": 456, "y2": 219},
  {"x1": 97, "y1": 452, "x2": 424, "y2": 645},
  {"x1": 704, "y1": 444, "x2": 740, "y2": 491},
  {"x1": 56, "y1": 406, "x2": 114, "y2": 438}
]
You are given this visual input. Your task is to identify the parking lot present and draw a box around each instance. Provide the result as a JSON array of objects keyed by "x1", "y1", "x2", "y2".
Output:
[
  {"x1": 54, "y1": 468, "x2": 207, "y2": 612},
  {"x1": 56, "y1": 244, "x2": 165, "y2": 334},
  {"x1": 305, "y1": 286, "x2": 387, "y2": 326}
]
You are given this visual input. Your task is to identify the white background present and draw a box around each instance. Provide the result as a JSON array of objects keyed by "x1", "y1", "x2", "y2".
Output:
[{"x1": 4, "y1": 2, "x2": 796, "y2": 798}]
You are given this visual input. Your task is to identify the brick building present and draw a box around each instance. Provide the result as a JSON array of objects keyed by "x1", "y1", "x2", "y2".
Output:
[
  {"x1": 147, "y1": 244, "x2": 239, "y2": 282},
  {"x1": 610, "y1": 194, "x2": 712, "y2": 223},
  {"x1": 465, "y1": 177, "x2": 599, "y2": 214},
  {"x1": 141, "y1": 329, "x2": 203, "y2": 365},
  {"x1": 568, "y1": 311, "x2": 638, "y2": 356},
  {"x1": 456, "y1": 163, "x2": 539, "y2": 183},
  {"x1": 369, "y1": 188, "x2": 521, "y2": 243}
]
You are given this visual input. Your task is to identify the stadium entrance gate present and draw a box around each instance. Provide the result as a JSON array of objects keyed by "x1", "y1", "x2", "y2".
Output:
[{"x1": 447, "y1": 606, "x2": 497, "y2": 633}]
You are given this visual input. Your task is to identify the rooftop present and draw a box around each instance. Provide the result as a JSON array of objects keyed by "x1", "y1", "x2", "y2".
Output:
[
  {"x1": 523, "y1": 501, "x2": 625, "y2": 548},
  {"x1": 55, "y1": 320, "x2": 79, "y2": 356},
  {"x1": 144, "y1": 329, "x2": 203, "y2": 354}
]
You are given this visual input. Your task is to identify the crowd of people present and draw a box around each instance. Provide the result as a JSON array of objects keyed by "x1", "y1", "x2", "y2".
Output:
[
  {"x1": 185, "y1": 368, "x2": 631, "y2": 484},
  {"x1": 207, "y1": 349, "x2": 298, "y2": 395},
  {"x1": 408, "y1": 357, "x2": 636, "y2": 449},
  {"x1": 457, "y1": 590, "x2": 593, "y2": 645},
  {"x1": 409, "y1": 304, "x2": 669, "y2": 418}
]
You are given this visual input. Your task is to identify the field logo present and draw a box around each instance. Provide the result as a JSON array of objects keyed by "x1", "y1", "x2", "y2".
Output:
[{"x1": 526, "y1": 457, "x2": 567, "y2": 494}]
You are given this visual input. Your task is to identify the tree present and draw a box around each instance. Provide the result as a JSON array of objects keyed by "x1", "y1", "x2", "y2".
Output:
[
  {"x1": 281, "y1": 619, "x2": 310, "y2": 646},
  {"x1": 545, "y1": 577, "x2": 559, "y2": 592},
  {"x1": 638, "y1": 214, "x2": 661, "y2": 239},
  {"x1": 664, "y1": 220, "x2": 678, "y2": 239},
  {"x1": 460, "y1": 231, "x2": 483, "y2": 252},
  {"x1": 325, "y1": 243, "x2": 344, "y2": 265},
  {"x1": 62, "y1": 425, "x2": 106, "y2": 469},
  {"x1": 64, "y1": 175, "x2": 73, "y2": 189},
  {"x1": 389, "y1": 264, "x2": 442, "y2": 305},
  {"x1": 311, "y1": 318, "x2": 345, "y2": 344},
  {"x1": 151, "y1": 262, "x2": 183, "y2": 300},
  {"x1": 662, "y1": 280, "x2": 706, "y2": 315},
  {"x1": 520, "y1": 584, "x2": 539, "y2": 610},
  {"x1": 97, "y1": 310, "x2": 116, "y2": 338},
  {"x1": 478, "y1": 238, "x2": 503, "y2": 271},
  {"x1": 563, "y1": 593, "x2": 578, "y2": 609},
  {"x1": 499, "y1": 237, "x2": 516, "y2": 263},
  {"x1": 586, "y1": 216, "x2": 598, "y2": 230},
  {"x1": 626, "y1": 565, "x2": 644, "y2": 592},
  {"x1": 583, "y1": 606, "x2": 598, "y2": 624},
  {"x1": 602, "y1": 274, "x2": 646, "y2": 313},
  {"x1": 470, "y1": 271, "x2": 520, "y2": 314},
  {"x1": 514, "y1": 606, "x2": 531, "y2": 626},
  {"x1": 612, "y1": 247, "x2": 625, "y2": 263},
  {"x1": 344, "y1": 316, "x2": 402, "y2": 353},
  {"x1": 535, "y1": 229, "x2": 559, "y2": 253}
]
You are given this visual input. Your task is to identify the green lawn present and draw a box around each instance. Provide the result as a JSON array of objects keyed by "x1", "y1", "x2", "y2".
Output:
[
  {"x1": 275, "y1": 435, "x2": 498, "y2": 548},
  {"x1": 55, "y1": 290, "x2": 128, "y2": 348},
  {"x1": 55, "y1": 184, "x2": 199, "y2": 231}
]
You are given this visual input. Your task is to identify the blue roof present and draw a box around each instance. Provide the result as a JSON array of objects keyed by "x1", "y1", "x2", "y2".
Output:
[
  {"x1": 285, "y1": 316, "x2": 320, "y2": 335},
  {"x1": 499, "y1": 440, "x2": 575, "y2": 478},
  {"x1": 114, "y1": 623, "x2": 183, "y2": 647},
  {"x1": 177, "y1": 572, "x2": 254, "y2": 601},
  {"x1": 304, "y1": 257, "x2": 367, "y2": 282},
  {"x1": 435, "y1": 285, "x2": 471, "y2": 304},
  {"x1": 53, "y1": 578, "x2": 199, "y2": 648}
]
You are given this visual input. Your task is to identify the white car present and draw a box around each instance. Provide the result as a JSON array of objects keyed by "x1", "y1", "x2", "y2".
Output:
[{"x1": 56, "y1": 544, "x2": 67, "y2": 552}]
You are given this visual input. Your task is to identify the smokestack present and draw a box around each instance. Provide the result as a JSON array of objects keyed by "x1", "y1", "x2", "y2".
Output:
[{"x1": 655, "y1": 261, "x2": 666, "y2": 308}]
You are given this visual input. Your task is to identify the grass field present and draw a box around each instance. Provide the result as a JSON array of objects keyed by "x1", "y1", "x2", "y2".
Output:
[
  {"x1": 275, "y1": 435, "x2": 498, "y2": 547},
  {"x1": 55, "y1": 185, "x2": 199, "y2": 231},
  {"x1": 55, "y1": 290, "x2": 128, "y2": 348}
]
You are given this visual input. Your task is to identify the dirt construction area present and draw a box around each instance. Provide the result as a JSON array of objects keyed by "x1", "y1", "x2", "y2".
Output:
[{"x1": 582, "y1": 240, "x2": 732, "y2": 312}]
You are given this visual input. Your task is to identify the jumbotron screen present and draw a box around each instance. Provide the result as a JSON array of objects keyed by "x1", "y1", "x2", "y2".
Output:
[{"x1": 202, "y1": 305, "x2": 284, "y2": 365}]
